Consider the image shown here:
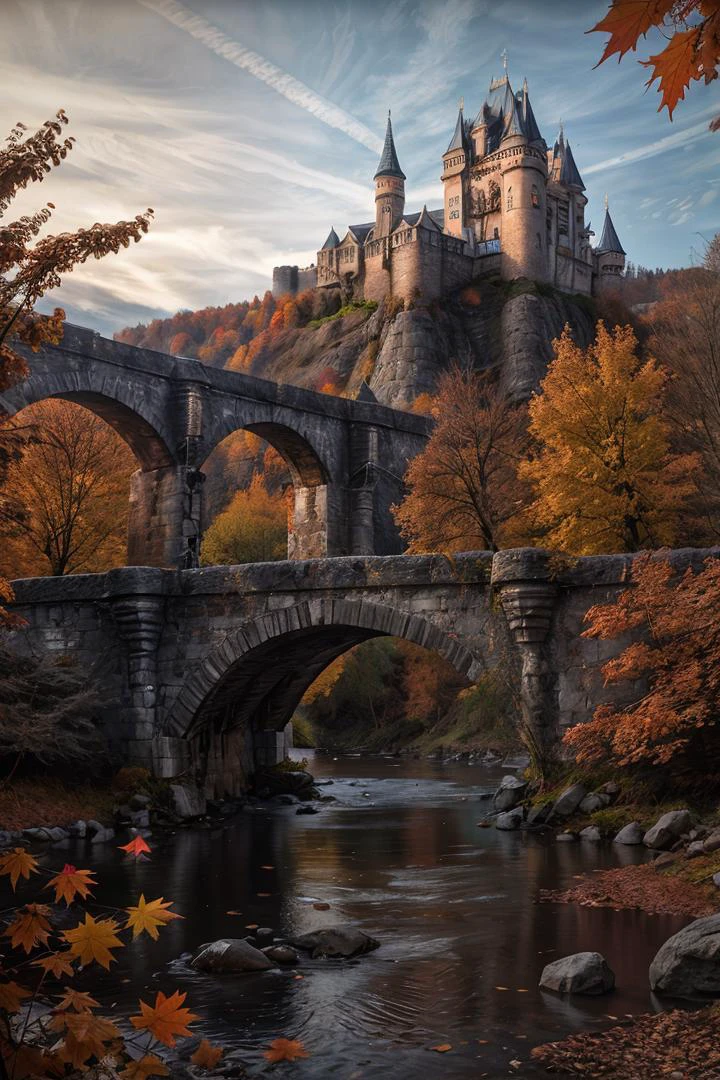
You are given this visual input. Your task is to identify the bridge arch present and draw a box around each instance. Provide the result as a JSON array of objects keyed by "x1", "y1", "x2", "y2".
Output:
[{"x1": 165, "y1": 598, "x2": 483, "y2": 741}]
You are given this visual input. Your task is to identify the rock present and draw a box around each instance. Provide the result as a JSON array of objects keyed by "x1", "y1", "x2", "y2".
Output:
[
  {"x1": 292, "y1": 925, "x2": 380, "y2": 959},
  {"x1": 649, "y1": 914, "x2": 720, "y2": 998},
  {"x1": 713, "y1": 873, "x2": 720, "y2": 888},
  {"x1": 296, "y1": 805, "x2": 318, "y2": 815},
  {"x1": 597, "y1": 781, "x2": 621, "y2": 801},
  {"x1": 271, "y1": 793, "x2": 299, "y2": 806},
  {"x1": 256, "y1": 768, "x2": 314, "y2": 799},
  {"x1": 614, "y1": 822, "x2": 644, "y2": 845},
  {"x1": 90, "y1": 827, "x2": 115, "y2": 844},
  {"x1": 495, "y1": 809, "x2": 523, "y2": 831},
  {"x1": 552, "y1": 783, "x2": 587, "y2": 818},
  {"x1": 170, "y1": 783, "x2": 206, "y2": 820},
  {"x1": 643, "y1": 809, "x2": 692, "y2": 851},
  {"x1": 191, "y1": 938, "x2": 274, "y2": 973},
  {"x1": 526, "y1": 800, "x2": 554, "y2": 826},
  {"x1": 579, "y1": 793, "x2": 610, "y2": 814},
  {"x1": 129, "y1": 793, "x2": 151, "y2": 810},
  {"x1": 686, "y1": 841, "x2": 706, "y2": 858},
  {"x1": 254, "y1": 928, "x2": 274, "y2": 948},
  {"x1": 68, "y1": 820, "x2": 87, "y2": 838},
  {"x1": 540, "y1": 952, "x2": 615, "y2": 995},
  {"x1": 263, "y1": 945, "x2": 299, "y2": 965},
  {"x1": 556, "y1": 832, "x2": 577, "y2": 842},
  {"x1": 22, "y1": 827, "x2": 52, "y2": 842},
  {"x1": 703, "y1": 829, "x2": 720, "y2": 854},
  {"x1": 492, "y1": 775, "x2": 529, "y2": 812},
  {"x1": 86, "y1": 819, "x2": 105, "y2": 836},
  {"x1": 130, "y1": 810, "x2": 150, "y2": 829},
  {"x1": 0, "y1": 830, "x2": 13, "y2": 848},
  {"x1": 580, "y1": 825, "x2": 602, "y2": 842},
  {"x1": 653, "y1": 851, "x2": 678, "y2": 869}
]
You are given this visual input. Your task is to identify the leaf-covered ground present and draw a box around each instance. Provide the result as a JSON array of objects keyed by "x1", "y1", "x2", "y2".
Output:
[
  {"x1": 539, "y1": 862, "x2": 718, "y2": 917},
  {"x1": 0, "y1": 778, "x2": 114, "y2": 830},
  {"x1": 531, "y1": 1004, "x2": 720, "y2": 1078}
]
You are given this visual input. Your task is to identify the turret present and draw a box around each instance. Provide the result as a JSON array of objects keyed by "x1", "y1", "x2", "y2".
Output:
[
  {"x1": 595, "y1": 196, "x2": 626, "y2": 285},
  {"x1": 442, "y1": 103, "x2": 469, "y2": 238},
  {"x1": 374, "y1": 112, "x2": 405, "y2": 239}
]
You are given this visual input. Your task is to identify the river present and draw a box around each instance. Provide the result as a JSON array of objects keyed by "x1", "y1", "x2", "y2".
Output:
[{"x1": 77, "y1": 752, "x2": 688, "y2": 1078}]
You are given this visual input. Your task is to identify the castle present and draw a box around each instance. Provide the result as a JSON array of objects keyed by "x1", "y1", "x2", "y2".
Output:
[{"x1": 272, "y1": 68, "x2": 626, "y2": 304}]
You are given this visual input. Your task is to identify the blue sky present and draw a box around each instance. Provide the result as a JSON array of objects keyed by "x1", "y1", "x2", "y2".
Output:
[{"x1": 2, "y1": 0, "x2": 719, "y2": 337}]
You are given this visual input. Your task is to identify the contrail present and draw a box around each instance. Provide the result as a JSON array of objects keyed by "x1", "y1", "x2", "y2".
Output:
[
  {"x1": 583, "y1": 113, "x2": 715, "y2": 176},
  {"x1": 136, "y1": 0, "x2": 383, "y2": 154}
]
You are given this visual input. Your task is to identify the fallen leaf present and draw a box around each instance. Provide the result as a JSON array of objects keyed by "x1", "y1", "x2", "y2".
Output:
[
  {"x1": 313, "y1": 902, "x2": 330, "y2": 911},
  {"x1": 0, "y1": 847, "x2": 38, "y2": 890},
  {"x1": 294, "y1": 974, "x2": 304, "y2": 980},
  {"x1": 257, "y1": 892, "x2": 271, "y2": 897},
  {"x1": 260, "y1": 865, "x2": 274, "y2": 870},
  {"x1": 225, "y1": 910, "x2": 242, "y2": 916},
  {"x1": 46, "y1": 865, "x2": 96, "y2": 905},
  {"x1": 55, "y1": 989, "x2": 100, "y2": 1012},
  {"x1": 429, "y1": 1044, "x2": 452, "y2": 1053},
  {"x1": 0, "y1": 980, "x2": 31, "y2": 1013},
  {"x1": 119, "y1": 836, "x2": 151, "y2": 858},
  {"x1": 263, "y1": 1038, "x2": 309, "y2": 1063},
  {"x1": 477, "y1": 1039, "x2": 489, "y2": 1045},
  {"x1": 130, "y1": 990, "x2": 199, "y2": 1048},
  {"x1": 191, "y1": 1038, "x2": 224, "y2": 1068},
  {"x1": 495, "y1": 986, "x2": 509, "y2": 991},
  {"x1": 125, "y1": 895, "x2": 182, "y2": 940},
  {"x1": 120, "y1": 1054, "x2": 170, "y2": 1078},
  {"x1": 245, "y1": 923, "x2": 258, "y2": 930},
  {"x1": 33, "y1": 952, "x2": 75, "y2": 978},
  {"x1": 4, "y1": 903, "x2": 52, "y2": 953},
  {"x1": 63, "y1": 913, "x2": 124, "y2": 970}
]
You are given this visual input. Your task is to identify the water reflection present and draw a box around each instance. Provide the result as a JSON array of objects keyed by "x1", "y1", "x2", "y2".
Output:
[{"x1": 35, "y1": 754, "x2": 689, "y2": 1078}]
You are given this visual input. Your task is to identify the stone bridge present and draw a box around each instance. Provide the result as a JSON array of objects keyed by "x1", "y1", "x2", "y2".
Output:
[
  {"x1": 1, "y1": 324, "x2": 430, "y2": 565},
  {"x1": 8, "y1": 547, "x2": 715, "y2": 794}
]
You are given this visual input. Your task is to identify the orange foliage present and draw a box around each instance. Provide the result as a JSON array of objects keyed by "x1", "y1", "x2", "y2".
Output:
[
  {"x1": 130, "y1": 990, "x2": 199, "y2": 1047},
  {"x1": 565, "y1": 554, "x2": 720, "y2": 773},
  {"x1": 590, "y1": 0, "x2": 720, "y2": 127},
  {"x1": 264, "y1": 1038, "x2": 310, "y2": 1062}
]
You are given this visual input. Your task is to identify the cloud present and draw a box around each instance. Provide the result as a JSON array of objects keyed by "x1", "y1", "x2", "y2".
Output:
[
  {"x1": 136, "y1": 0, "x2": 383, "y2": 153},
  {"x1": 584, "y1": 111, "x2": 718, "y2": 175}
]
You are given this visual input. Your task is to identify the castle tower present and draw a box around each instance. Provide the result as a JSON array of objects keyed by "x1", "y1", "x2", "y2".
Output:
[
  {"x1": 595, "y1": 196, "x2": 626, "y2": 286},
  {"x1": 442, "y1": 103, "x2": 469, "y2": 239},
  {"x1": 495, "y1": 75, "x2": 549, "y2": 282},
  {"x1": 374, "y1": 112, "x2": 405, "y2": 239}
]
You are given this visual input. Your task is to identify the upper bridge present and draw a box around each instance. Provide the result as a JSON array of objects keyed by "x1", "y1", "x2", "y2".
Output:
[
  {"x1": 8, "y1": 548, "x2": 715, "y2": 794},
  {"x1": 1, "y1": 324, "x2": 430, "y2": 566}
]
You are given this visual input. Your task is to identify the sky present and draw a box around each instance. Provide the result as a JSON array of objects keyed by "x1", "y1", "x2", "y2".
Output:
[{"x1": 2, "y1": 0, "x2": 719, "y2": 337}]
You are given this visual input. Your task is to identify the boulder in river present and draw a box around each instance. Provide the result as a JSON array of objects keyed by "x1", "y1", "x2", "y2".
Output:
[
  {"x1": 649, "y1": 914, "x2": 720, "y2": 998},
  {"x1": 170, "y1": 783, "x2": 207, "y2": 820},
  {"x1": 703, "y1": 828, "x2": 720, "y2": 854},
  {"x1": 643, "y1": 809, "x2": 692, "y2": 851},
  {"x1": 495, "y1": 809, "x2": 523, "y2": 831},
  {"x1": 263, "y1": 945, "x2": 299, "y2": 965},
  {"x1": 256, "y1": 768, "x2": 315, "y2": 800},
  {"x1": 191, "y1": 938, "x2": 274, "y2": 973},
  {"x1": 540, "y1": 952, "x2": 615, "y2": 995},
  {"x1": 292, "y1": 925, "x2": 380, "y2": 958},
  {"x1": 579, "y1": 793, "x2": 611, "y2": 814},
  {"x1": 579, "y1": 825, "x2": 602, "y2": 842},
  {"x1": 526, "y1": 800, "x2": 554, "y2": 827},
  {"x1": 551, "y1": 783, "x2": 587, "y2": 817},
  {"x1": 492, "y1": 775, "x2": 529, "y2": 812},
  {"x1": 613, "y1": 822, "x2": 644, "y2": 845}
]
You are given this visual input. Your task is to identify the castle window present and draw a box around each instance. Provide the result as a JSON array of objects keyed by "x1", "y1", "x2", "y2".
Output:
[
  {"x1": 493, "y1": 227, "x2": 499, "y2": 239},
  {"x1": 506, "y1": 186, "x2": 513, "y2": 209},
  {"x1": 536, "y1": 232, "x2": 542, "y2": 250},
  {"x1": 531, "y1": 185, "x2": 539, "y2": 208}
]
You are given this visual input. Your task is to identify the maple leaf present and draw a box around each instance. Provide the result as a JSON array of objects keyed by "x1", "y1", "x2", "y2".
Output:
[
  {"x1": 0, "y1": 847, "x2": 38, "y2": 890},
  {"x1": 430, "y1": 1043, "x2": 452, "y2": 1052},
  {"x1": 191, "y1": 1039, "x2": 224, "y2": 1068},
  {"x1": 55, "y1": 1012, "x2": 120, "y2": 1070},
  {"x1": 45, "y1": 864, "x2": 96, "y2": 905},
  {"x1": 0, "y1": 980, "x2": 31, "y2": 1014},
  {"x1": 119, "y1": 836, "x2": 152, "y2": 858},
  {"x1": 590, "y1": 0, "x2": 676, "y2": 64},
  {"x1": 263, "y1": 1038, "x2": 310, "y2": 1063},
  {"x1": 33, "y1": 952, "x2": 76, "y2": 978},
  {"x1": 130, "y1": 990, "x2": 199, "y2": 1047},
  {"x1": 642, "y1": 25, "x2": 703, "y2": 115},
  {"x1": 62, "y1": 913, "x2": 124, "y2": 970},
  {"x1": 120, "y1": 1054, "x2": 170, "y2": 1078},
  {"x1": 4, "y1": 903, "x2": 52, "y2": 954},
  {"x1": 125, "y1": 895, "x2": 182, "y2": 940},
  {"x1": 55, "y1": 989, "x2": 100, "y2": 1012}
]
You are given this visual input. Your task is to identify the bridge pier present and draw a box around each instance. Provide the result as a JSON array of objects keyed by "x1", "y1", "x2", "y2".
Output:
[{"x1": 128, "y1": 465, "x2": 190, "y2": 568}]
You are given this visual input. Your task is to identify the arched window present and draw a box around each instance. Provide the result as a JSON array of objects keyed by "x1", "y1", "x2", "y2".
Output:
[
  {"x1": 506, "y1": 186, "x2": 513, "y2": 210},
  {"x1": 531, "y1": 185, "x2": 540, "y2": 208}
]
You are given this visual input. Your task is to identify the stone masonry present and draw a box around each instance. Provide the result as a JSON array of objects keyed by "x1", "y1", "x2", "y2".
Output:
[{"x1": 8, "y1": 548, "x2": 717, "y2": 796}]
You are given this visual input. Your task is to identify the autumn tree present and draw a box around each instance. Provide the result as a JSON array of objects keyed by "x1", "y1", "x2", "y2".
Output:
[
  {"x1": 648, "y1": 271, "x2": 720, "y2": 540},
  {"x1": 590, "y1": 1, "x2": 720, "y2": 131},
  {"x1": 0, "y1": 399, "x2": 136, "y2": 578},
  {"x1": 0, "y1": 109, "x2": 152, "y2": 617},
  {"x1": 566, "y1": 553, "x2": 720, "y2": 783},
  {"x1": 705, "y1": 231, "x2": 720, "y2": 272},
  {"x1": 521, "y1": 322, "x2": 697, "y2": 554},
  {"x1": 201, "y1": 473, "x2": 288, "y2": 566},
  {"x1": 393, "y1": 368, "x2": 530, "y2": 554}
]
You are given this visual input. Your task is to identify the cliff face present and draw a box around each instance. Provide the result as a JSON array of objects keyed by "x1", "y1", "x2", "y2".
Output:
[{"x1": 248, "y1": 280, "x2": 596, "y2": 409}]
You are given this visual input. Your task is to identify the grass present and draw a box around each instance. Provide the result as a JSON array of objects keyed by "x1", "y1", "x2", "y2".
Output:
[
  {"x1": 307, "y1": 299, "x2": 378, "y2": 329},
  {"x1": 0, "y1": 777, "x2": 115, "y2": 831}
]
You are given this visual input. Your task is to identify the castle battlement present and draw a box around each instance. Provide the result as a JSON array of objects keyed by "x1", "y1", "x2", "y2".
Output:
[{"x1": 273, "y1": 71, "x2": 625, "y2": 303}]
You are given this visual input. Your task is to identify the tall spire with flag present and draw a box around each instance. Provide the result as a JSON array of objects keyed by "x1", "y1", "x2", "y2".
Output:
[{"x1": 374, "y1": 111, "x2": 406, "y2": 180}]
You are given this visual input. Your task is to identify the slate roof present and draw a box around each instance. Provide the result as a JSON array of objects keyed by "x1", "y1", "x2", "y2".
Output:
[
  {"x1": 597, "y1": 208, "x2": 625, "y2": 254},
  {"x1": 472, "y1": 75, "x2": 546, "y2": 153},
  {"x1": 321, "y1": 227, "x2": 340, "y2": 250},
  {"x1": 346, "y1": 223, "x2": 374, "y2": 244},
  {"x1": 374, "y1": 113, "x2": 406, "y2": 180},
  {"x1": 559, "y1": 141, "x2": 585, "y2": 190},
  {"x1": 446, "y1": 107, "x2": 468, "y2": 154}
]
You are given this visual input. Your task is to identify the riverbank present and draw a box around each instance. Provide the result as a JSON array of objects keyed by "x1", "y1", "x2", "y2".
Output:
[{"x1": 0, "y1": 776, "x2": 115, "y2": 831}]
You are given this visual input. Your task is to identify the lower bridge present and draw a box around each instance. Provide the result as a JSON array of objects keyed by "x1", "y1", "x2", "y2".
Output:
[{"x1": 7, "y1": 547, "x2": 715, "y2": 794}]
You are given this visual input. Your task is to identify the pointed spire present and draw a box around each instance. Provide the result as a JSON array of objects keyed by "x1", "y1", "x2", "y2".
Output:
[
  {"x1": 322, "y1": 226, "x2": 340, "y2": 250},
  {"x1": 597, "y1": 203, "x2": 625, "y2": 254},
  {"x1": 446, "y1": 104, "x2": 467, "y2": 153},
  {"x1": 374, "y1": 111, "x2": 406, "y2": 180},
  {"x1": 559, "y1": 139, "x2": 586, "y2": 191}
]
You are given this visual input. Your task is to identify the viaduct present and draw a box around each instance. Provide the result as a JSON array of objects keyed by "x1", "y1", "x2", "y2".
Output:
[{"x1": 3, "y1": 326, "x2": 716, "y2": 793}]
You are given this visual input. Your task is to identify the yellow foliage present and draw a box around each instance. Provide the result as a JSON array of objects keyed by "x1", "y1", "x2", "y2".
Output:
[
  {"x1": 521, "y1": 322, "x2": 699, "y2": 554},
  {"x1": 202, "y1": 474, "x2": 288, "y2": 566}
]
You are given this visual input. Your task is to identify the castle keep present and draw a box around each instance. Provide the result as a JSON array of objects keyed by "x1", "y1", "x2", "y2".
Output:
[{"x1": 273, "y1": 71, "x2": 625, "y2": 303}]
